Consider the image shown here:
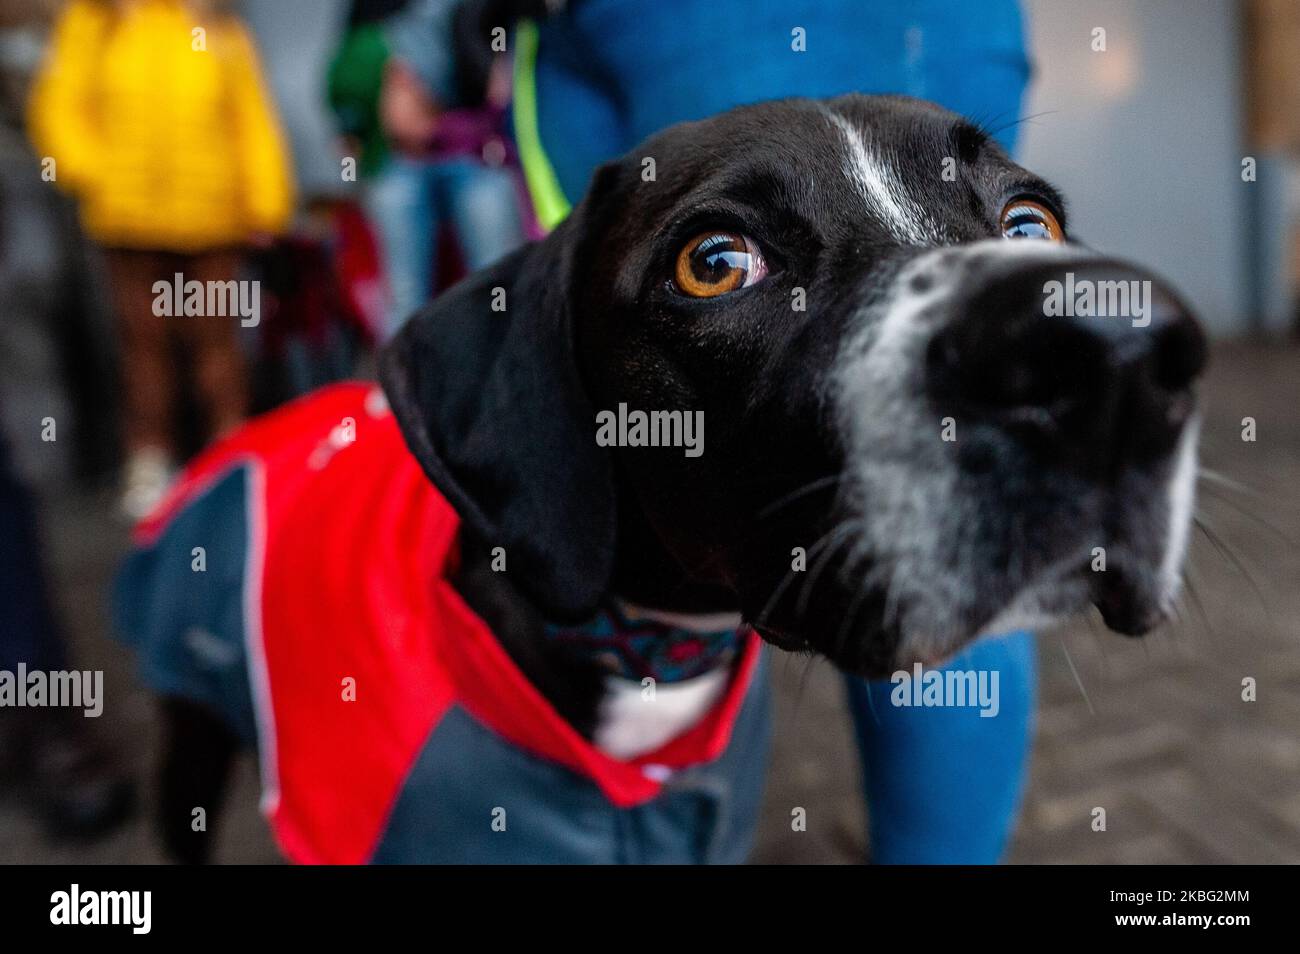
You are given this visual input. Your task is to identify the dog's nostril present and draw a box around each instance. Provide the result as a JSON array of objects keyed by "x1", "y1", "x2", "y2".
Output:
[{"x1": 909, "y1": 272, "x2": 935, "y2": 294}]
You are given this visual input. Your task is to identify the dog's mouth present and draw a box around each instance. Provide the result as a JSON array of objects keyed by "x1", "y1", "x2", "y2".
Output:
[
  {"x1": 1087, "y1": 564, "x2": 1167, "y2": 636},
  {"x1": 747, "y1": 519, "x2": 1184, "y2": 678},
  {"x1": 972, "y1": 546, "x2": 1171, "y2": 641}
]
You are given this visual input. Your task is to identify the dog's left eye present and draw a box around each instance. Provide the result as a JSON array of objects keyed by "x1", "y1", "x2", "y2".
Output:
[
  {"x1": 673, "y1": 232, "x2": 767, "y2": 297},
  {"x1": 1001, "y1": 199, "x2": 1064, "y2": 241}
]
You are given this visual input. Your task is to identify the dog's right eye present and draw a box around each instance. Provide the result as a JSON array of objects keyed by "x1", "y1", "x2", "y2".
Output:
[
  {"x1": 673, "y1": 232, "x2": 767, "y2": 297},
  {"x1": 1000, "y1": 198, "x2": 1064, "y2": 241}
]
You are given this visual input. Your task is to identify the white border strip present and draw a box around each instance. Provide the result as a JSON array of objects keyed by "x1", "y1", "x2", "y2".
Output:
[{"x1": 241, "y1": 459, "x2": 281, "y2": 816}]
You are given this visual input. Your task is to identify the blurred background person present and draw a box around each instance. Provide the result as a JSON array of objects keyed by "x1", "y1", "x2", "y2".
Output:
[
  {"x1": 329, "y1": 0, "x2": 525, "y2": 339},
  {"x1": 0, "y1": 0, "x2": 119, "y2": 489},
  {"x1": 0, "y1": 0, "x2": 135, "y2": 843},
  {"x1": 27, "y1": 0, "x2": 295, "y2": 519}
]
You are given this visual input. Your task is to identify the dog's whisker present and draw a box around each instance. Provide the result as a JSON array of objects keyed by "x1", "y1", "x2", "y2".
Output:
[
  {"x1": 1180, "y1": 564, "x2": 1216, "y2": 646},
  {"x1": 1082, "y1": 610, "x2": 1112, "y2": 676},
  {"x1": 791, "y1": 651, "x2": 825, "y2": 723},
  {"x1": 1168, "y1": 588, "x2": 1190, "y2": 642},
  {"x1": 1057, "y1": 637, "x2": 1095, "y2": 716},
  {"x1": 756, "y1": 474, "x2": 843, "y2": 520},
  {"x1": 755, "y1": 524, "x2": 843, "y2": 625},
  {"x1": 1197, "y1": 465, "x2": 1299, "y2": 512},
  {"x1": 970, "y1": 108, "x2": 1059, "y2": 143},
  {"x1": 832, "y1": 579, "x2": 871, "y2": 662},
  {"x1": 1164, "y1": 586, "x2": 1188, "y2": 641},
  {"x1": 1192, "y1": 514, "x2": 1275, "y2": 624},
  {"x1": 794, "y1": 523, "x2": 857, "y2": 622},
  {"x1": 1190, "y1": 574, "x2": 1216, "y2": 649},
  {"x1": 680, "y1": 476, "x2": 843, "y2": 579},
  {"x1": 1196, "y1": 479, "x2": 1300, "y2": 549},
  {"x1": 879, "y1": 559, "x2": 909, "y2": 635},
  {"x1": 851, "y1": 632, "x2": 885, "y2": 728}
]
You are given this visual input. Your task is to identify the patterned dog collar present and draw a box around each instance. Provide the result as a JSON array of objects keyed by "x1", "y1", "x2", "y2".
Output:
[{"x1": 543, "y1": 601, "x2": 745, "y2": 683}]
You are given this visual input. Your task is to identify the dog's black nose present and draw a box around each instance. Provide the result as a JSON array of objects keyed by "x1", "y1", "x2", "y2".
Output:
[{"x1": 926, "y1": 259, "x2": 1207, "y2": 472}]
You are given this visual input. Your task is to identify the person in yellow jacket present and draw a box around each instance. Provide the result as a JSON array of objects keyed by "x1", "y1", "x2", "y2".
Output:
[{"x1": 28, "y1": 0, "x2": 295, "y2": 517}]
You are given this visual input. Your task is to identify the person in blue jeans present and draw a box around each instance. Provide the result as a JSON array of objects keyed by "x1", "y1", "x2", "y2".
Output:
[
  {"x1": 331, "y1": 0, "x2": 526, "y2": 338},
  {"x1": 364, "y1": 151, "x2": 524, "y2": 336},
  {"x1": 513, "y1": 0, "x2": 1038, "y2": 862}
]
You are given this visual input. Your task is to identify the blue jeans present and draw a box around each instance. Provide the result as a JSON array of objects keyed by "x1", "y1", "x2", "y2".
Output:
[
  {"x1": 846, "y1": 633, "x2": 1037, "y2": 863},
  {"x1": 532, "y1": 0, "x2": 1037, "y2": 862},
  {"x1": 364, "y1": 156, "x2": 524, "y2": 339}
]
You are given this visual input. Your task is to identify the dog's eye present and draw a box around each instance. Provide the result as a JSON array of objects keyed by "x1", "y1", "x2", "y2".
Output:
[
  {"x1": 674, "y1": 232, "x2": 767, "y2": 297},
  {"x1": 1000, "y1": 199, "x2": 1064, "y2": 241}
]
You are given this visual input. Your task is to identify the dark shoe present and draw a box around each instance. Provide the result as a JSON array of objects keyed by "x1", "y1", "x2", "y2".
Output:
[{"x1": 22, "y1": 711, "x2": 136, "y2": 840}]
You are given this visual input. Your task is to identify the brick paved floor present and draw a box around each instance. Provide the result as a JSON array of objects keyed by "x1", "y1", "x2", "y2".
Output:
[{"x1": 2, "y1": 341, "x2": 1297, "y2": 864}]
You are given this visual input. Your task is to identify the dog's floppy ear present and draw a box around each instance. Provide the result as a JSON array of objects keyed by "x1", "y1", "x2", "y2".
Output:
[{"x1": 379, "y1": 212, "x2": 614, "y2": 622}]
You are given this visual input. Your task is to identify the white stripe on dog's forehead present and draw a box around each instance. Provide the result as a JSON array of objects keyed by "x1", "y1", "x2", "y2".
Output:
[{"x1": 823, "y1": 108, "x2": 941, "y2": 246}]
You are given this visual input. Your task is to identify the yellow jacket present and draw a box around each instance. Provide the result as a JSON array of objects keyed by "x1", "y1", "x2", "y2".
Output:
[{"x1": 28, "y1": 0, "x2": 295, "y2": 251}]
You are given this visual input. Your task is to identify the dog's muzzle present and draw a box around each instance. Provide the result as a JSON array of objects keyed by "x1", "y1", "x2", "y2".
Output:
[
  {"x1": 928, "y1": 251, "x2": 1206, "y2": 636},
  {"x1": 832, "y1": 241, "x2": 1208, "y2": 670}
]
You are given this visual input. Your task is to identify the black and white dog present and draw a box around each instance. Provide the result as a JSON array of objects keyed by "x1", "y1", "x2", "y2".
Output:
[{"x1": 148, "y1": 94, "x2": 1205, "y2": 863}]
